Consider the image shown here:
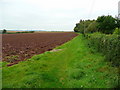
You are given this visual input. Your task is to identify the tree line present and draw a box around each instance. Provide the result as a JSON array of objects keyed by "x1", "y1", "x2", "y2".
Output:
[
  {"x1": 74, "y1": 15, "x2": 120, "y2": 68},
  {"x1": 0, "y1": 29, "x2": 35, "y2": 34},
  {"x1": 74, "y1": 15, "x2": 120, "y2": 35}
]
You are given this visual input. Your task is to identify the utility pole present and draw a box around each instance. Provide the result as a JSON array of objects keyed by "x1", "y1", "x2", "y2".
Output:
[
  {"x1": 118, "y1": 1, "x2": 120, "y2": 19},
  {"x1": 83, "y1": 21, "x2": 86, "y2": 37}
]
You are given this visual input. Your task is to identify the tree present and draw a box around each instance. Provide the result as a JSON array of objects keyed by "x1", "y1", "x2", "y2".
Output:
[
  {"x1": 74, "y1": 20, "x2": 94, "y2": 33},
  {"x1": 2, "y1": 29, "x2": 7, "y2": 34},
  {"x1": 96, "y1": 15, "x2": 116, "y2": 34},
  {"x1": 116, "y1": 18, "x2": 120, "y2": 28},
  {"x1": 86, "y1": 21, "x2": 98, "y2": 33},
  {"x1": 74, "y1": 23, "x2": 80, "y2": 32}
]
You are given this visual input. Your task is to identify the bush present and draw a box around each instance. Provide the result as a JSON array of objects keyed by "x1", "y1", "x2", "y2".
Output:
[
  {"x1": 113, "y1": 28, "x2": 120, "y2": 35},
  {"x1": 86, "y1": 33, "x2": 120, "y2": 67}
]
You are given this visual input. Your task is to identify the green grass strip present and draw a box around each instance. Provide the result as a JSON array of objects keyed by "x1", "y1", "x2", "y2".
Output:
[{"x1": 2, "y1": 34, "x2": 119, "y2": 88}]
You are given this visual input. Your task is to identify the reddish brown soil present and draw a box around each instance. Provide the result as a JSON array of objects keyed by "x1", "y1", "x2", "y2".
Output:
[{"x1": 2, "y1": 32, "x2": 78, "y2": 66}]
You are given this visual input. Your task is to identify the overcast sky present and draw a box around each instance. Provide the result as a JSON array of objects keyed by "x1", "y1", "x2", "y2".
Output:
[{"x1": 0, "y1": 0, "x2": 120, "y2": 31}]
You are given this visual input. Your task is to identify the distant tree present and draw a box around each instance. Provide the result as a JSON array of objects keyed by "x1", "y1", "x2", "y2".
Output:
[
  {"x1": 96, "y1": 15, "x2": 116, "y2": 34},
  {"x1": 74, "y1": 20, "x2": 94, "y2": 33},
  {"x1": 29, "y1": 31, "x2": 35, "y2": 33},
  {"x1": 2, "y1": 29, "x2": 7, "y2": 34},
  {"x1": 74, "y1": 23, "x2": 80, "y2": 32}
]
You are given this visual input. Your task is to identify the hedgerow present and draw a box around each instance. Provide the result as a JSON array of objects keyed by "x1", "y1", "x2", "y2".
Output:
[{"x1": 86, "y1": 33, "x2": 120, "y2": 67}]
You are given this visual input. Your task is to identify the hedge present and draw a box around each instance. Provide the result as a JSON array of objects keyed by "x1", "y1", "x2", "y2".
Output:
[{"x1": 86, "y1": 33, "x2": 120, "y2": 67}]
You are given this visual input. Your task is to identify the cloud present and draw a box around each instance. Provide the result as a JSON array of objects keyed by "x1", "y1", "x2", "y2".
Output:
[{"x1": 0, "y1": 0, "x2": 120, "y2": 30}]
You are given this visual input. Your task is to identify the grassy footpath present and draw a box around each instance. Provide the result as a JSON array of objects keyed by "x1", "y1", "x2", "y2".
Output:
[{"x1": 2, "y1": 34, "x2": 119, "y2": 88}]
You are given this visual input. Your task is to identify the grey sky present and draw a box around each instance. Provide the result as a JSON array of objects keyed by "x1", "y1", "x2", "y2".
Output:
[{"x1": 0, "y1": 0, "x2": 120, "y2": 31}]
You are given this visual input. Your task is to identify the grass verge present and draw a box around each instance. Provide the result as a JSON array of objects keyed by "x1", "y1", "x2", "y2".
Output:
[{"x1": 2, "y1": 34, "x2": 119, "y2": 88}]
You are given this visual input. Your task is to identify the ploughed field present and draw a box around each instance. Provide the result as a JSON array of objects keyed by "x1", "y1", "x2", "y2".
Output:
[{"x1": 2, "y1": 32, "x2": 77, "y2": 66}]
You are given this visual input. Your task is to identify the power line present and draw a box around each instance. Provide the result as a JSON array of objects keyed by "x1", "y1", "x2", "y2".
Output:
[{"x1": 88, "y1": 0, "x2": 96, "y2": 19}]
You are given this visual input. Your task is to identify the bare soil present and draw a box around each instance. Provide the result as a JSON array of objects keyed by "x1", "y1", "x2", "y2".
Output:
[{"x1": 2, "y1": 32, "x2": 78, "y2": 66}]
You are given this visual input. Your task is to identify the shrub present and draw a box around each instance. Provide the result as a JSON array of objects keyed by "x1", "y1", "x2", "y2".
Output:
[
  {"x1": 86, "y1": 33, "x2": 120, "y2": 67},
  {"x1": 113, "y1": 28, "x2": 120, "y2": 35}
]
